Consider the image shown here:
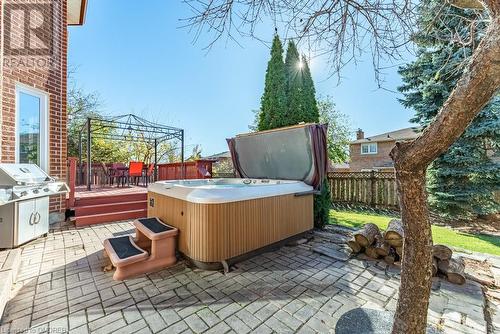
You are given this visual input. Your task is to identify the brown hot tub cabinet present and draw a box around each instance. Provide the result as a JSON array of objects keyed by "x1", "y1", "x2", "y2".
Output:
[
  {"x1": 147, "y1": 189, "x2": 313, "y2": 268},
  {"x1": 147, "y1": 123, "x2": 327, "y2": 269}
]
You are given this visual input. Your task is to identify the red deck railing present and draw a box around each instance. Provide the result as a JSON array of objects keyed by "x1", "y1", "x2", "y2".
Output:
[
  {"x1": 157, "y1": 160, "x2": 213, "y2": 180},
  {"x1": 66, "y1": 159, "x2": 216, "y2": 209}
]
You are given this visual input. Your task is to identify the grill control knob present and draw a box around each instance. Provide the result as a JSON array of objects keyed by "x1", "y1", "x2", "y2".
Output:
[
  {"x1": 33, "y1": 189, "x2": 39, "y2": 194},
  {"x1": 43, "y1": 188, "x2": 49, "y2": 192},
  {"x1": 20, "y1": 191, "x2": 27, "y2": 197}
]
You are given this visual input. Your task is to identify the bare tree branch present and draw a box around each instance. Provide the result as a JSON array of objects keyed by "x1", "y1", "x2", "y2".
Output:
[{"x1": 182, "y1": 0, "x2": 417, "y2": 82}]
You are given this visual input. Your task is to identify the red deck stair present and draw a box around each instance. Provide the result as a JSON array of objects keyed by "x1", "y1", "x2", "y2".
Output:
[{"x1": 72, "y1": 192, "x2": 147, "y2": 227}]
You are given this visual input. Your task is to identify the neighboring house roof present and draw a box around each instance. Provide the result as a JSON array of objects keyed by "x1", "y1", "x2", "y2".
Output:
[
  {"x1": 203, "y1": 151, "x2": 231, "y2": 160},
  {"x1": 68, "y1": 0, "x2": 88, "y2": 25},
  {"x1": 351, "y1": 127, "x2": 421, "y2": 144}
]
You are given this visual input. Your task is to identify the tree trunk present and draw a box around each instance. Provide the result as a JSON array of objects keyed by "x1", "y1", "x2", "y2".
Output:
[
  {"x1": 390, "y1": 170, "x2": 433, "y2": 334},
  {"x1": 391, "y1": 13, "x2": 500, "y2": 334}
]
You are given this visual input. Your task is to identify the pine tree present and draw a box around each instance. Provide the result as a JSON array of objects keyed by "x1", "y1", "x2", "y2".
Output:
[
  {"x1": 258, "y1": 34, "x2": 288, "y2": 131},
  {"x1": 258, "y1": 37, "x2": 331, "y2": 228},
  {"x1": 301, "y1": 55, "x2": 320, "y2": 123},
  {"x1": 284, "y1": 41, "x2": 304, "y2": 125},
  {"x1": 398, "y1": 0, "x2": 500, "y2": 218},
  {"x1": 285, "y1": 42, "x2": 331, "y2": 228}
]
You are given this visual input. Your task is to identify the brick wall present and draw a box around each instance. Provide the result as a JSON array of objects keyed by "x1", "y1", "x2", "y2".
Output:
[
  {"x1": 349, "y1": 141, "x2": 396, "y2": 171},
  {"x1": 0, "y1": 0, "x2": 68, "y2": 213}
]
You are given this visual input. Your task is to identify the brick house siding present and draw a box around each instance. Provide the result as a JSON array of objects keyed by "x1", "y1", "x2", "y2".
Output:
[
  {"x1": 0, "y1": 0, "x2": 78, "y2": 217},
  {"x1": 349, "y1": 141, "x2": 397, "y2": 172},
  {"x1": 344, "y1": 127, "x2": 420, "y2": 172}
]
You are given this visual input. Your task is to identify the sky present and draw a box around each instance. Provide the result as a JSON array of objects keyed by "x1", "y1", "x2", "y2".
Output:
[{"x1": 68, "y1": 1, "x2": 415, "y2": 157}]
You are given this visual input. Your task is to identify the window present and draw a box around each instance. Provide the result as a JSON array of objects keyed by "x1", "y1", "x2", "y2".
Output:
[
  {"x1": 361, "y1": 143, "x2": 377, "y2": 155},
  {"x1": 15, "y1": 84, "x2": 48, "y2": 171}
]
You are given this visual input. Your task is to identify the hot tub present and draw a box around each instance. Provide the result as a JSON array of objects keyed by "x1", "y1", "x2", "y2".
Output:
[
  {"x1": 148, "y1": 123, "x2": 328, "y2": 269},
  {"x1": 147, "y1": 178, "x2": 314, "y2": 268}
]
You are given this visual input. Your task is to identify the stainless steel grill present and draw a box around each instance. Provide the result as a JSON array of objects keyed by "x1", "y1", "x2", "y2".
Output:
[{"x1": 0, "y1": 164, "x2": 68, "y2": 248}]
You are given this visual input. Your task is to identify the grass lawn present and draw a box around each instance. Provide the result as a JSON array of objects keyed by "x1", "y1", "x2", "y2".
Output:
[{"x1": 329, "y1": 210, "x2": 500, "y2": 256}]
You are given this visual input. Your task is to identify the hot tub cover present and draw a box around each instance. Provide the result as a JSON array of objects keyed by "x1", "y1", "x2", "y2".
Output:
[{"x1": 227, "y1": 124, "x2": 328, "y2": 189}]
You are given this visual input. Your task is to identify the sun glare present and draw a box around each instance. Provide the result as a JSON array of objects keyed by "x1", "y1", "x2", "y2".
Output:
[{"x1": 298, "y1": 60, "x2": 304, "y2": 69}]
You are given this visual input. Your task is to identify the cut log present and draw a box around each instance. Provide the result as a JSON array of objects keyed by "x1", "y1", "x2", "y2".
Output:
[
  {"x1": 374, "y1": 235, "x2": 391, "y2": 257},
  {"x1": 384, "y1": 255, "x2": 395, "y2": 265},
  {"x1": 439, "y1": 257, "x2": 466, "y2": 285},
  {"x1": 384, "y1": 247, "x2": 398, "y2": 264},
  {"x1": 384, "y1": 219, "x2": 404, "y2": 247},
  {"x1": 433, "y1": 244, "x2": 452, "y2": 261},
  {"x1": 432, "y1": 257, "x2": 438, "y2": 276},
  {"x1": 354, "y1": 223, "x2": 380, "y2": 247},
  {"x1": 347, "y1": 239, "x2": 362, "y2": 253},
  {"x1": 395, "y1": 246, "x2": 403, "y2": 257},
  {"x1": 437, "y1": 259, "x2": 450, "y2": 272},
  {"x1": 365, "y1": 246, "x2": 379, "y2": 259}
]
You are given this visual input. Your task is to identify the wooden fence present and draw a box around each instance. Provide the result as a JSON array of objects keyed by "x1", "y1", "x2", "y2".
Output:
[{"x1": 327, "y1": 171, "x2": 399, "y2": 210}]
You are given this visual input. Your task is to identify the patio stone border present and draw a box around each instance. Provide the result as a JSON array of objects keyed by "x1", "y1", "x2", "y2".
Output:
[{"x1": 0, "y1": 249, "x2": 21, "y2": 320}]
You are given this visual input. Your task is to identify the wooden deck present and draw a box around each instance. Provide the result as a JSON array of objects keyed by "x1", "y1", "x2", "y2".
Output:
[
  {"x1": 74, "y1": 185, "x2": 147, "y2": 199},
  {"x1": 71, "y1": 186, "x2": 148, "y2": 227}
]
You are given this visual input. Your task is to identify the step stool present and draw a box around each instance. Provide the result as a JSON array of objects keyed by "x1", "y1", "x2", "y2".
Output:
[{"x1": 103, "y1": 217, "x2": 178, "y2": 280}]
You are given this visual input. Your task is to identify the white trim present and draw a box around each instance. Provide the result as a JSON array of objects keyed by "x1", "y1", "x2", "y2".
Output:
[
  {"x1": 15, "y1": 83, "x2": 49, "y2": 172},
  {"x1": 360, "y1": 142, "x2": 378, "y2": 155}
]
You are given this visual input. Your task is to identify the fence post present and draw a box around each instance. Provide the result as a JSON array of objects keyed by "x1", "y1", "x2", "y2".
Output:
[
  {"x1": 370, "y1": 170, "x2": 376, "y2": 207},
  {"x1": 68, "y1": 157, "x2": 77, "y2": 208}
]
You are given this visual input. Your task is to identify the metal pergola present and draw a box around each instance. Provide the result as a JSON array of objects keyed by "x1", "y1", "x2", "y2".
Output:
[{"x1": 78, "y1": 114, "x2": 184, "y2": 190}]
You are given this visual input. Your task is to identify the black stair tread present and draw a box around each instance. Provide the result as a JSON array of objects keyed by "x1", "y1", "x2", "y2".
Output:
[
  {"x1": 108, "y1": 236, "x2": 146, "y2": 260},
  {"x1": 137, "y1": 217, "x2": 173, "y2": 234}
]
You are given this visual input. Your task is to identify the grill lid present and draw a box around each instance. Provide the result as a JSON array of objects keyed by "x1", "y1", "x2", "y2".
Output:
[{"x1": 0, "y1": 163, "x2": 50, "y2": 185}]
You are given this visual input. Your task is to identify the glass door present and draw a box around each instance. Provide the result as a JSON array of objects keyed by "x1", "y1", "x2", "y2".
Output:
[{"x1": 16, "y1": 85, "x2": 48, "y2": 171}]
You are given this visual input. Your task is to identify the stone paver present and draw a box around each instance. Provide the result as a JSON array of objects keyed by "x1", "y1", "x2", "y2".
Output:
[{"x1": 0, "y1": 222, "x2": 491, "y2": 333}]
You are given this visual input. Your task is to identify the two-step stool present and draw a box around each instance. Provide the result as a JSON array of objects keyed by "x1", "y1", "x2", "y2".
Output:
[{"x1": 103, "y1": 217, "x2": 178, "y2": 280}]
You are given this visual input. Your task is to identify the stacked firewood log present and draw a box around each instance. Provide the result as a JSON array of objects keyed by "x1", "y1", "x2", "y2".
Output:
[
  {"x1": 348, "y1": 219, "x2": 465, "y2": 285},
  {"x1": 348, "y1": 219, "x2": 404, "y2": 264},
  {"x1": 433, "y1": 244, "x2": 465, "y2": 285}
]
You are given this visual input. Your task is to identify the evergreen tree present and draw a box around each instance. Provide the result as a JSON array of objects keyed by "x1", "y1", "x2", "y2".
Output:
[
  {"x1": 258, "y1": 34, "x2": 288, "y2": 131},
  {"x1": 301, "y1": 55, "x2": 320, "y2": 123},
  {"x1": 398, "y1": 0, "x2": 500, "y2": 218},
  {"x1": 285, "y1": 42, "x2": 331, "y2": 228},
  {"x1": 284, "y1": 41, "x2": 304, "y2": 125},
  {"x1": 258, "y1": 37, "x2": 331, "y2": 228}
]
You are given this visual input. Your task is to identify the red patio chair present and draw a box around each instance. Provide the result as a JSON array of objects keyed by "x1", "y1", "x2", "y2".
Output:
[{"x1": 128, "y1": 161, "x2": 144, "y2": 186}]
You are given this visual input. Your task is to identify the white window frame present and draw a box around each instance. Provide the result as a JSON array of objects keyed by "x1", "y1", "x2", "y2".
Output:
[
  {"x1": 361, "y1": 142, "x2": 378, "y2": 155},
  {"x1": 15, "y1": 83, "x2": 49, "y2": 172}
]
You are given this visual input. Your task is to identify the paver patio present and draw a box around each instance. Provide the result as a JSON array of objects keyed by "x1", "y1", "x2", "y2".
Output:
[{"x1": 0, "y1": 222, "x2": 490, "y2": 333}]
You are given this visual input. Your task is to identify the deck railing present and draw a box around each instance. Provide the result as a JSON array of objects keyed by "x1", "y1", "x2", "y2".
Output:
[
  {"x1": 67, "y1": 159, "x2": 216, "y2": 190},
  {"x1": 157, "y1": 160, "x2": 214, "y2": 180}
]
